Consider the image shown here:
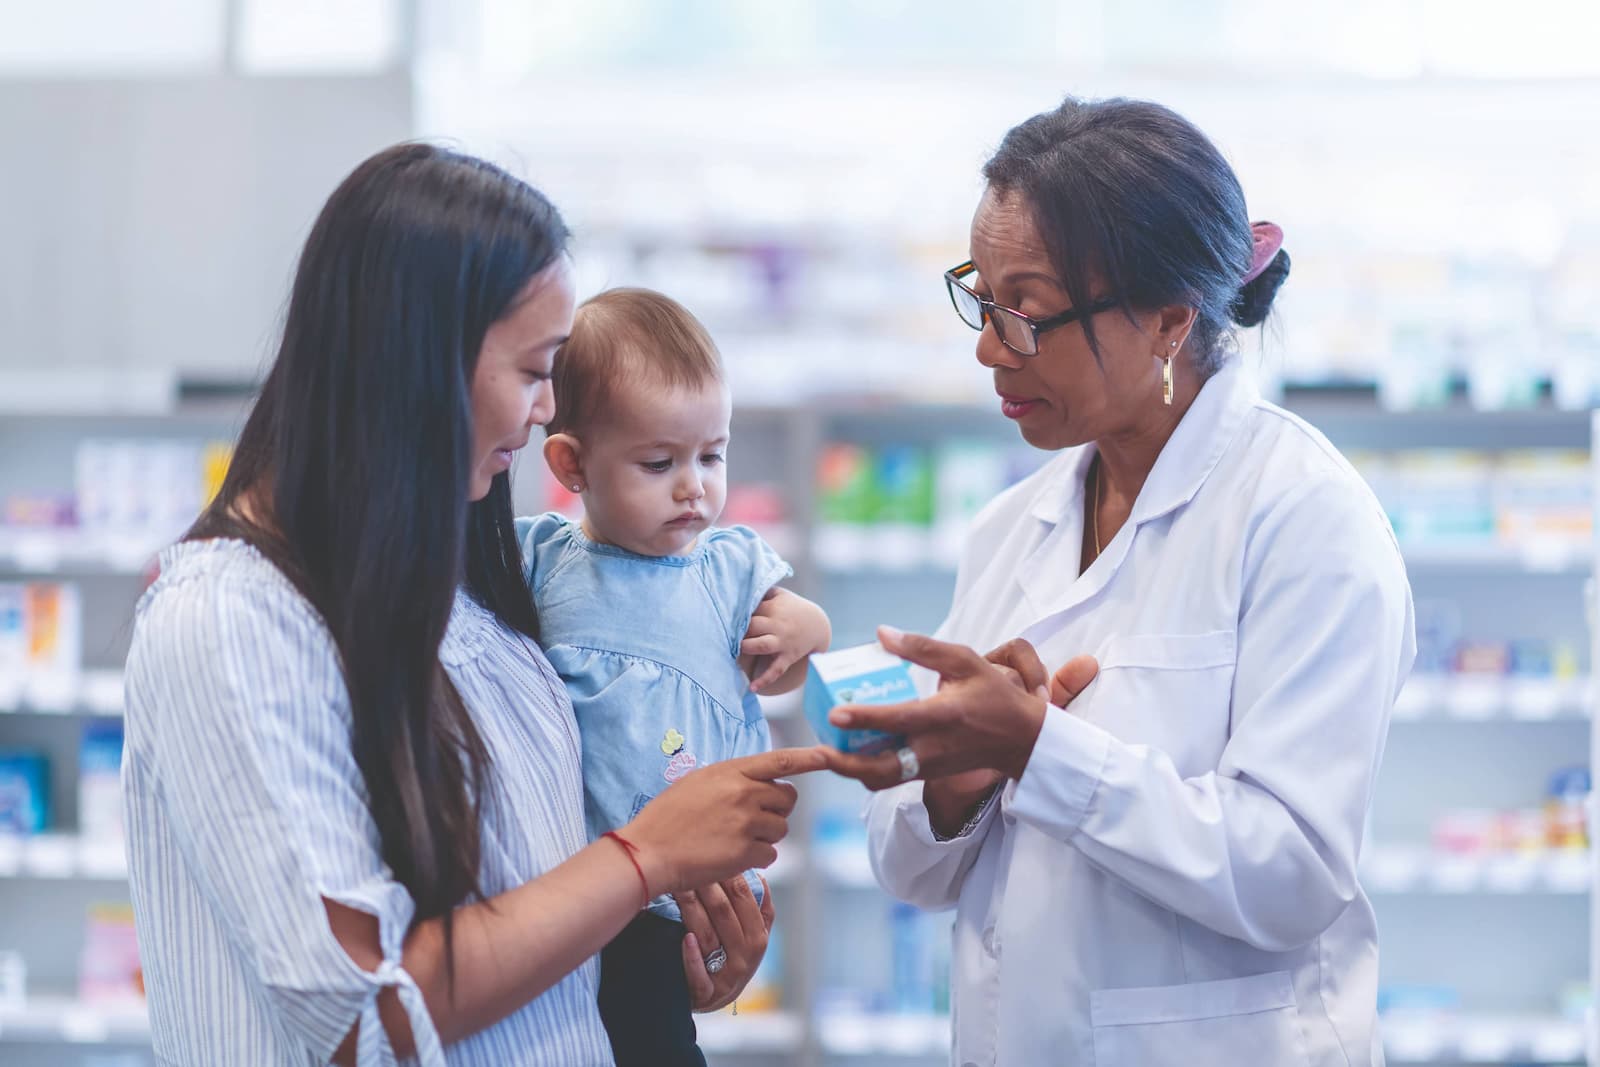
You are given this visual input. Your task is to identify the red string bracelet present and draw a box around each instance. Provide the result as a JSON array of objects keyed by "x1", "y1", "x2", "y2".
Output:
[{"x1": 602, "y1": 830, "x2": 651, "y2": 909}]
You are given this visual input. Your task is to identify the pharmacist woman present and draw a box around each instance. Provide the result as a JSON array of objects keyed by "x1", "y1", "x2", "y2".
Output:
[
  {"x1": 825, "y1": 98, "x2": 1416, "y2": 1066},
  {"x1": 121, "y1": 144, "x2": 826, "y2": 1067}
]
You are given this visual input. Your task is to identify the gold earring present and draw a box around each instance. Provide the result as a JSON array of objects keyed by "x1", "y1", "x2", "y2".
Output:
[{"x1": 1161, "y1": 354, "x2": 1174, "y2": 406}]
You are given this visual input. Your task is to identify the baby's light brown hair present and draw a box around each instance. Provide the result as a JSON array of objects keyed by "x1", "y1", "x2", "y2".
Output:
[{"x1": 546, "y1": 288, "x2": 726, "y2": 436}]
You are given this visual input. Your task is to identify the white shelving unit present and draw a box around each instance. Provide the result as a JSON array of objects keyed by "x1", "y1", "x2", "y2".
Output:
[
  {"x1": 1362, "y1": 846, "x2": 1591, "y2": 895},
  {"x1": 1, "y1": 998, "x2": 1580, "y2": 1065},
  {"x1": 1391, "y1": 674, "x2": 1593, "y2": 723},
  {"x1": 0, "y1": 398, "x2": 247, "y2": 1067},
  {"x1": 697, "y1": 1011, "x2": 807, "y2": 1055},
  {"x1": 810, "y1": 529, "x2": 1595, "y2": 581},
  {"x1": 0, "y1": 669, "x2": 125, "y2": 719},
  {"x1": 1384, "y1": 1015, "x2": 1588, "y2": 1065},
  {"x1": 0, "y1": 835, "x2": 127, "y2": 882},
  {"x1": 1590, "y1": 410, "x2": 1600, "y2": 1067},
  {"x1": 806, "y1": 1011, "x2": 1589, "y2": 1064},
  {"x1": 816, "y1": 842, "x2": 1594, "y2": 897},
  {"x1": 0, "y1": 995, "x2": 151, "y2": 1045},
  {"x1": 816, "y1": 1011, "x2": 950, "y2": 1058},
  {"x1": 0, "y1": 394, "x2": 1592, "y2": 1067},
  {"x1": 0, "y1": 528, "x2": 165, "y2": 577},
  {"x1": 799, "y1": 395, "x2": 1595, "y2": 1067}
]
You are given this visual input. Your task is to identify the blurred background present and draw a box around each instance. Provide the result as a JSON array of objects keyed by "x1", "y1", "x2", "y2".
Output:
[{"x1": 0, "y1": 2, "x2": 1596, "y2": 1065}]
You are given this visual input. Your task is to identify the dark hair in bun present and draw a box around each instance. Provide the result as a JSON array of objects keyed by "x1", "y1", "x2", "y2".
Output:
[{"x1": 984, "y1": 96, "x2": 1287, "y2": 376}]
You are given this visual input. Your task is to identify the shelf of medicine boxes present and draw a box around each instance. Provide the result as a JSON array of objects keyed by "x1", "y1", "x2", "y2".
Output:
[
  {"x1": 0, "y1": 527, "x2": 167, "y2": 576},
  {"x1": 0, "y1": 834, "x2": 807, "y2": 892},
  {"x1": 0, "y1": 996, "x2": 809, "y2": 1056},
  {"x1": 794, "y1": 394, "x2": 1594, "y2": 1064},
  {"x1": 796, "y1": 393, "x2": 1594, "y2": 574},
  {"x1": 0, "y1": 390, "x2": 253, "y2": 575},
  {"x1": 18, "y1": 1011, "x2": 1580, "y2": 1067},
  {"x1": 806, "y1": 1010, "x2": 1590, "y2": 1064},
  {"x1": 0, "y1": 673, "x2": 799, "y2": 722},
  {"x1": 0, "y1": 684, "x2": 802, "y2": 856},
  {"x1": 0, "y1": 393, "x2": 248, "y2": 1060},
  {"x1": 31, "y1": 1001, "x2": 1412, "y2": 1063},
  {"x1": 812, "y1": 838, "x2": 1592, "y2": 897},
  {"x1": 809, "y1": 525, "x2": 1594, "y2": 577}
]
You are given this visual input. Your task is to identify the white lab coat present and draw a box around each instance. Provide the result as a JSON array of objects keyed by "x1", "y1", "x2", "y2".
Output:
[{"x1": 866, "y1": 359, "x2": 1416, "y2": 1067}]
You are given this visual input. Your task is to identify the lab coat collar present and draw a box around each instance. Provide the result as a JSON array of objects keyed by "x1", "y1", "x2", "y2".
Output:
[
  {"x1": 1016, "y1": 359, "x2": 1258, "y2": 627},
  {"x1": 1126, "y1": 357, "x2": 1258, "y2": 526}
]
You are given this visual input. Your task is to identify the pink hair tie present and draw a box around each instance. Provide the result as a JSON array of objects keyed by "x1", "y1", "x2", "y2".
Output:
[{"x1": 1241, "y1": 221, "x2": 1284, "y2": 285}]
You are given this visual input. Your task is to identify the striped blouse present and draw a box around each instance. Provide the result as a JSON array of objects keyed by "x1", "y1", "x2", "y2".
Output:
[{"x1": 122, "y1": 538, "x2": 616, "y2": 1066}]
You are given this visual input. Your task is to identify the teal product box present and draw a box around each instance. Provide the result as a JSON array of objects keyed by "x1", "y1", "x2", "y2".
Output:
[
  {"x1": 0, "y1": 749, "x2": 49, "y2": 835},
  {"x1": 79, "y1": 723, "x2": 125, "y2": 842},
  {"x1": 804, "y1": 642, "x2": 915, "y2": 755}
]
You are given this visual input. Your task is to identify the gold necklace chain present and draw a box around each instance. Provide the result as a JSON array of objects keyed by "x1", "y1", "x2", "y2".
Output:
[{"x1": 1090, "y1": 456, "x2": 1103, "y2": 557}]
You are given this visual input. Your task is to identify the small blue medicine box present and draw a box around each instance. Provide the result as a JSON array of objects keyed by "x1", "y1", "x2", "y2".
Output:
[{"x1": 803, "y1": 642, "x2": 915, "y2": 755}]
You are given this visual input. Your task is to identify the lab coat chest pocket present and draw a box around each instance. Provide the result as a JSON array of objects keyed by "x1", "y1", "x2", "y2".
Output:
[
  {"x1": 1081, "y1": 631, "x2": 1237, "y2": 778},
  {"x1": 1090, "y1": 971, "x2": 1308, "y2": 1067}
]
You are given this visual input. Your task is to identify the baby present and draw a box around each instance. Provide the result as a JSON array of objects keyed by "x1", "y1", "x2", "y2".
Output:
[{"x1": 519, "y1": 288, "x2": 829, "y2": 1066}]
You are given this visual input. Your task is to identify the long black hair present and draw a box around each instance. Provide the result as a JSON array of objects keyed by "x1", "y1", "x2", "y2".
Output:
[
  {"x1": 191, "y1": 143, "x2": 568, "y2": 975},
  {"x1": 983, "y1": 96, "x2": 1290, "y2": 375}
]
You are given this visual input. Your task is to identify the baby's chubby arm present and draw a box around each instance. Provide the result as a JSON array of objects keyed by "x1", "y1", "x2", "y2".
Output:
[{"x1": 741, "y1": 587, "x2": 831, "y2": 695}]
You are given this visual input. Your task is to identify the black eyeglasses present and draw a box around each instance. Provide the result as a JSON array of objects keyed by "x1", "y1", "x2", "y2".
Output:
[{"x1": 944, "y1": 260, "x2": 1117, "y2": 357}]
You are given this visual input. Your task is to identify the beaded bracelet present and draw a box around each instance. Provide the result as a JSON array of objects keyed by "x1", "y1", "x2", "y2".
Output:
[{"x1": 931, "y1": 785, "x2": 1000, "y2": 842}]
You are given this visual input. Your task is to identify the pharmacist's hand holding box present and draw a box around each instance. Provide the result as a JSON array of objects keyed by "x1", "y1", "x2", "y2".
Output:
[
  {"x1": 804, "y1": 641, "x2": 916, "y2": 755},
  {"x1": 817, "y1": 625, "x2": 1099, "y2": 793}
]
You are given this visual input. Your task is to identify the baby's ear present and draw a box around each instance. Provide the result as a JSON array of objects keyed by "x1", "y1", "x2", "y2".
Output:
[{"x1": 543, "y1": 433, "x2": 585, "y2": 492}]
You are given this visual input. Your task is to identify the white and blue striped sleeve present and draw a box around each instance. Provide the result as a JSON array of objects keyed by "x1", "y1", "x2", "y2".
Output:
[{"x1": 129, "y1": 574, "x2": 444, "y2": 1067}]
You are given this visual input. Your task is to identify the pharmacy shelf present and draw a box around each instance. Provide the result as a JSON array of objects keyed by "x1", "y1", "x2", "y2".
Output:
[
  {"x1": 1402, "y1": 542, "x2": 1593, "y2": 575},
  {"x1": 9, "y1": 1000, "x2": 1577, "y2": 1066},
  {"x1": 698, "y1": 1010, "x2": 805, "y2": 1054},
  {"x1": 811, "y1": 1010, "x2": 1586, "y2": 1063},
  {"x1": 0, "y1": 835, "x2": 127, "y2": 882},
  {"x1": 1391, "y1": 676, "x2": 1594, "y2": 723},
  {"x1": 1362, "y1": 846, "x2": 1591, "y2": 895},
  {"x1": 0, "y1": 997, "x2": 804, "y2": 1053},
  {"x1": 1382, "y1": 1013, "x2": 1587, "y2": 1064},
  {"x1": 0, "y1": 528, "x2": 166, "y2": 576},
  {"x1": 816, "y1": 1011, "x2": 950, "y2": 1057},
  {"x1": 24, "y1": 664, "x2": 1588, "y2": 734},
  {"x1": 0, "y1": 995, "x2": 149, "y2": 1044},
  {"x1": 814, "y1": 847, "x2": 881, "y2": 891},
  {"x1": 811, "y1": 396, "x2": 1595, "y2": 437},
  {"x1": 809, "y1": 530, "x2": 1593, "y2": 578},
  {"x1": 0, "y1": 836, "x2": 798, "y2": 892},
  {"x1": 1280, "y1": 397, "x2": 1594, "y2": 442},
  {"x1": 0, "y1": 674, "x2": 786, "y2": 724},
  {"x1": 819, "y1": 843, "x2": 1595, "y2": 897},
  {"x1": 0, "y1": 670, "x2": 124, "y2": 718}
]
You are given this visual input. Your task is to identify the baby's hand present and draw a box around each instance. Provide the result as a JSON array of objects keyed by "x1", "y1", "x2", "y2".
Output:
[{"x1": 742, "y1": 588, "x2": 831, "y2": 694}]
